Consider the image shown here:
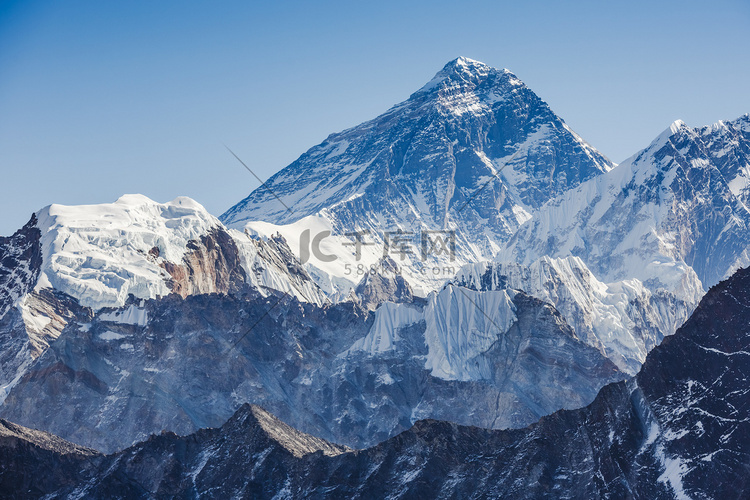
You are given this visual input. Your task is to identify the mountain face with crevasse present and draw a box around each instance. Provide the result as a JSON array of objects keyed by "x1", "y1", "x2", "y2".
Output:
[{"x1": 4, "y1": 265, "x2": 750, "y2": 499}]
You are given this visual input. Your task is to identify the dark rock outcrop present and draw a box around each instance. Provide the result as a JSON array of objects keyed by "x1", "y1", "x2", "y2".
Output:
[
  {"x1": 352, "y1": 257, "x2": 414, "y2": 311},
  {"x1": 0, "y1": 284, "x2": 621, "y2": 454},
  {"x1": 0, "y1": 214, "x2": 41, "y2": 320},
  {"x1": 160, "y1": 227, "x2": 246, "y2": 297}
]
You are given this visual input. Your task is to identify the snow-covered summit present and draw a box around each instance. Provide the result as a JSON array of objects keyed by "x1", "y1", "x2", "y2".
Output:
[
  {"x1": 415, "y1": 56, "x2": 502, "y2": 94},
  {"x1": 669, "y1": 119, "x2": 686, "y2": 134},
  {"x1": 35, "y1": 195, "x2": 221, "y2": 309},
  {"x1": 221, "y1": 58, "x2": 614, "y2": 296},
  {"x1": 30, "y1": 194, "x2": 326, "y2": 310},
  {"x1": 222, "y1": 57, "x2": 612, "y2": 226},
  {"x1": 501, "y1": 113, "x2": 750, "y2": 303}
]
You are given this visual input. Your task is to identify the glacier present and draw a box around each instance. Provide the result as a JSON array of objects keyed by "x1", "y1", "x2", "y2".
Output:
[{"x1": 33, "y1": 194, "x2": 326, "y2": 310}]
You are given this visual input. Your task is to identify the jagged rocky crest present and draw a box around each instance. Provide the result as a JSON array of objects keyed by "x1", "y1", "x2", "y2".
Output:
[{"x1": 0, "y1": 215, "x2": 42, "y2": 320}]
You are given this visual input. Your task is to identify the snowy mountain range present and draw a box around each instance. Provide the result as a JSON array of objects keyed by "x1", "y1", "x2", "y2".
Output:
[
  {"x1": 0, "y1": 250, "x2": 623, "y2": 453},
  {"x1": 0, "y1": 56, "x2": 748, "y2": 498},
  {"x1": 0, "y1": 195, "x2": 624, "y2": 455},
  {"x1": 501, "y1": 115, "x2": 750, "y2": 302}
]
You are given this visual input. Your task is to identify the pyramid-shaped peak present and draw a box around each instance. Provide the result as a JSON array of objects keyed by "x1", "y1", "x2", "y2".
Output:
[
  {"x1": 226, "y1": 404, "x2": 350, "y2": 457},
  {"x1": 647, "y1": 119, "x2": 691, "y2": 150},
  {"x1": 417, "y1": 57, "x2": 516, "y2": 95},
  {"x1": 222, "y1": 56, "x2": 613, "y2": 235},
  {"x1": 446, "y1": 56, "x2": 490, "y2": 70}
]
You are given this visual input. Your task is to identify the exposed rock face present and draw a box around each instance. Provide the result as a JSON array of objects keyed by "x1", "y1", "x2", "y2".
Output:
[
  {"x1": 0, "y1": 215, "x2": 43, "y2": 400},
  {"x1": 0, "y1": 291, "x2": 371, "y2": 453},
  {"x1": 352, "y1": 257, "x2": 414, "y2": 311},
  {"x1": 0, "y1": 405, "x2": 349, "y2": 499},
  {"x1": 20, "y1": 290, "x2": 94, "y2": 358},
  {"x1": 0, "y1": 215, "x2": 41, "y2": 320},
  {"x1": 307, "y1": 264, "x2": 750, "y2": 499},
  {"x1": 0, "y1": 218, "x2": 93, "y2": 403},
  {"x1": 160, "y1": 227, "x2": 246, "y2": 297},
  {"x1": 333, "y1": 287, "x2": 621, "y2": 444},
  {"x1": 237, "y1": 231, "x2": 328, "y2": 305},
  {"x1": 0, "y1": 283, "x2": 621, "y2": 454}
]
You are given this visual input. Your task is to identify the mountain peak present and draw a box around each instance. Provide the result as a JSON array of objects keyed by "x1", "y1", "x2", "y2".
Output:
[
  {"x1": 416, "y1": 56, "x2": 515, "y2": 95},
  {"x1": 228, "y1": 404, "x2": 349, "y2": 458},
  {"x1": 221, "y1": 57, "x2": 614, "y2": 295},
  {"x1": 669, "y1": 118, "x2": 687, "y2": 133},
  {"x1": 647, "y1": 118, "x2": 691, "y2": 150},
  {"x1": 445, "y1": 56, "x2": 490, "y2": 71}
]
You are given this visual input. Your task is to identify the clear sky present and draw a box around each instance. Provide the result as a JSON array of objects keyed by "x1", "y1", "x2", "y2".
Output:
[{"x1": 1, "y1": 0, "x2": 748, "y2": 235}]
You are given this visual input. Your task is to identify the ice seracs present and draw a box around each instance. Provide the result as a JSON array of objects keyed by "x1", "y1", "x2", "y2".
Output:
[
  {"x1": 348, "y1": 285, "x2": 518, "y2": 381},
  {"x1": 452, "y1": 256, "x2": 692, "y2": 374},
  {"x1": 33, "y1": 194, "x2": 326, "y2": 310},
  {"x1": 35, "y1": 194, "x2": 222, "y2": 309}
]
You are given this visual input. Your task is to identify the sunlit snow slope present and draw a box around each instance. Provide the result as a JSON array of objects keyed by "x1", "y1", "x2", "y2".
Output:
[
  {"x1": 34, "y1": 194, "x2": 326, "y2": 310},
  {"x1": 501, "y1": 115, "x2": 750, "y2": 304}
]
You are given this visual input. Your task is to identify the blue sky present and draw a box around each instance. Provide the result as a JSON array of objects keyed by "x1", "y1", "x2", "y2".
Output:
[{"x1": 1, "y1": 0, "x2": 748, "y2": 235}]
